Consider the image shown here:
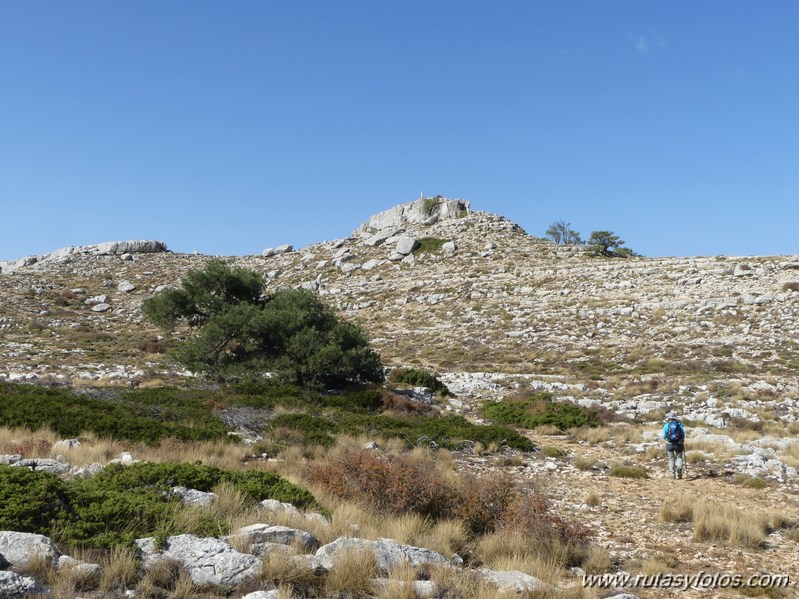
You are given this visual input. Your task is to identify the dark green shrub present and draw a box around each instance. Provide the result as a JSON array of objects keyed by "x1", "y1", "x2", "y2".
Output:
[
  {"x1": 0, "y1": 382, "x2": 230, "y2": 443},
  {"x1": 93, "y1": 462, "x2": 317, "y2": 507},
  {"x1": 0, "y1": 466, "x2": 70, "y2": 532},
  {"x1": 482, "y1": 392, "x2": 600, "y2": 431},
  {"x1": 0, "y1": 462, "x2": 317, "y2": 549},
  {"x1": 388, "y1": 368, "x2": 451, "y2": 396}
]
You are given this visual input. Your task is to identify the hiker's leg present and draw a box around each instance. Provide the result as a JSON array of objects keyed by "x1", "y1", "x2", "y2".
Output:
[
  {"x1": 676, "y1": 450, "x2": 684, "y2": 478},
  {"x1": 667, "y1": 449, "x2": 675, "y2": 476}
]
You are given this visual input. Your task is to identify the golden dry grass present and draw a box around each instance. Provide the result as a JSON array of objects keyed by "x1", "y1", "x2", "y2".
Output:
[
  {"x1": 658, "y1": 493, "x2": 696, "y2": 523},
  {"x1": 474, "y1": 529, "x2": 570, "y2": 584},
  {"x1": 99, "y1": 546, "x2": 138, "y2": 593},
  {"x1": 324, "y1": 546, "x2": 379, "y2": 595}
]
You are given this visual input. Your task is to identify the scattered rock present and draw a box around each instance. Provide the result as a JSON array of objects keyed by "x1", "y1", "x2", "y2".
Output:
[
  {"x1": 135, "y1": 535, "x2": 261, "y2": 588},
  {"x1": 172, "y1": 486, "x2": 217, "y2": 508},
  {"x1": 0, "y1": 532, "x2": 61, "y2": 569},
  {"x1": 0, "y1": 571, "x2": 49, "y2": 597}
]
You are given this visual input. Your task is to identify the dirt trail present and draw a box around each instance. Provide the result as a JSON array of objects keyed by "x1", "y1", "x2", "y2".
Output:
[{"x1": 538, "y1": 435, "x2": 799, "y2": 598}]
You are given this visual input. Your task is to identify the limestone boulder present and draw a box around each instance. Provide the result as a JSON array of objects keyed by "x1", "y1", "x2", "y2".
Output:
[{"x1": 136, "y1": 535, "x2": 261, "y2": 588}]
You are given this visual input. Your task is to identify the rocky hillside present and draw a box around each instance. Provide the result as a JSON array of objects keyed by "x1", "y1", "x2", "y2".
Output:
[{"x1": 2, "y1": 197, "x2": 799, "y2": 597}]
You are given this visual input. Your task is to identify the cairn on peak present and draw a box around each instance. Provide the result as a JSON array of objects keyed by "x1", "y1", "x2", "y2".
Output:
[{"x1": 355, "y1": 197, "x2": 470, "y2": 236}]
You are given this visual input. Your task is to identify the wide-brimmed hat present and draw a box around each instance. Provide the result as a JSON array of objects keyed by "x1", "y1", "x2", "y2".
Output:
[{"x1": 665, "y1": 411, "x2": 678, "y2": 420}]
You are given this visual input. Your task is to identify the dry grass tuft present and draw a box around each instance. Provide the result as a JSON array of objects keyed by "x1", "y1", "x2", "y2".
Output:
[
  {"x1": 324, "y1": 547, "x2": 379, "y2": 595},
  {"x1": 572, "y1": 455, "x2": 597, "y2": 470},
  {"x1": 693, "y1": 502, "x2": 769, "y2": 549},
  {"x1": 659, "y1": 493, "x2": 695, "y2": 523},
  {"x1": 99, "y1": 546, "x2": 139, "y2": 593},
  {"x1": 584, "y1": 491, "x2": 600, "y2": 508},
  {"x1": 260, "y1": 552, "x2": 322, "y2": 593}
]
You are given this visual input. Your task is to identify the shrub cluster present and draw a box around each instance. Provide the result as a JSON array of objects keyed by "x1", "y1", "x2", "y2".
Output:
[
  {"x1": 481, "y1": 391, "x2": 601, "y2": 431},
  {"x1": 387, "y1": 367, "x2": 451, "y2": 396},
  {"x1": 0, "y1": 462, "x2": 316, "y2": 549},
  {"x1": 264, "y1": 412, "x2": 534, "y2": 451},
  {"x1": 307, "y1": 447, "x2": 588, "y2": 546},
  {"x1": 0, "y1": 382, "x2": 230, "y2": 443}
]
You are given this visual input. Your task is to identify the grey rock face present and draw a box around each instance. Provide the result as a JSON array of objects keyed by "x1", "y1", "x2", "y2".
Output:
[
  {"x1": 395, "y1": 237, "x2": 419, "y2": 256},
  {"x1": 117, "y1": 281, "x2": 136, "y2": 293},
  {"x1": 136, "y1": 534, "x2": 261, "y2": 588},
  {"x1": 172, "y1": 486, "x2": 217, "y2": 508},
  {"x1": 10, "y1": 459, "x2": 69, "y2": 475},
  {"x1": 356, "y1": 198, "x2": 469, "y2": 234},
  {"x1": 84, "y1": 295, "x2": 108, "y2": 305},
  {"x1": 479, "y1": 568, "x2": 546, "y2": 592},
  {"x1": 241, "y1": 591, "x2": 279, "y2": 599},
  {"x1": 260, "y1": 499, "x2": 303, "y2": 519},
  {"x1": 56, "y1": 554, "x2": 102, "y2": 578},
  {"x1": 232, "y1": 524, "x2": 319, "y2": 552},
  {"x1": 0, "y1": 571, "x2": 49, "y2": 597},
  {"x1": 93, "y1": 240, "x2": 167, "y2": 255},
  {"x1": 315, "y1": 537, "x2": 450, "y2": 574},
  {"x1": 91, "y1": 303, "x2": 112, "y2": 313},
  {"x1": 274, "y1": 244, "x2": 293, "y2": 255},
  {"x1": 0, "y1": 532, "x2": 61, "y2": 569},
  {"x1": 442, "y1": 240, "x2": 458, "y2": 253}
]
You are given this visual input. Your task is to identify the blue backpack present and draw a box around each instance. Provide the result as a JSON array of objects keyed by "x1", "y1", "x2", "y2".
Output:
[{"x1": 666, "y1": 421, "x2": 684, "y2": 444}]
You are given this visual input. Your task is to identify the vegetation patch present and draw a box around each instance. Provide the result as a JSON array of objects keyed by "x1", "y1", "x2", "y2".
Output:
[
  {"x1": 387, "y1": 367, "x2": 452, "y2": 396},
  {"x1": 609, "y1": 465, "x2": 649, "y2": 479},
  {"x1": 413, "y1": 237, "x2": 447, "y2": 254},
  {"x1": 0, "y1": 462, "x2": 316, "y2": 549},
  {"x1": 481, "y1": 392, "x2": 601, "y2": 431},
  {"x1": 0, "y1": 382, "x2": 229, "y2": 443},
  {"x1": 264, "y1": 411, "x2": 533, "y2": 452}
]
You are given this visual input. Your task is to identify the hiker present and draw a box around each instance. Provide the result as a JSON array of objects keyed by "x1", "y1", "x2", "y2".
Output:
[{"x1": 663, "y1": 411, "x2": 685, "y2": 479}]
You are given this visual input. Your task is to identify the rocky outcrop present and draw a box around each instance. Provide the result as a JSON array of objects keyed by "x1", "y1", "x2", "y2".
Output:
[
  {"x1": 356, "y1": 197, "x2": 469, "y2": 235},
  {"x1": 0, "y1": 240, "x2": 167, "y2": 274}
]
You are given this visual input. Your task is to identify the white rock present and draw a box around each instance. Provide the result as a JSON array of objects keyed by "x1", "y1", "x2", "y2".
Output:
[
  {"x1": 480, "y1": 568, "x2": 546, "y2": 592},
  {"x1": 117, "y1": 281, "x2": 136, "y2": 293},
  {"x1": 172, "y1": 486, "x2": 217, "y2": 508},
  {"x1": 395, "y1": 237, "x2": 420, "y2": 256},
  {"x1": 135, "y1": 535, "x2": 261, "y2": 588},
  {"x1": 0, "y1": 571, "x2": 49, "y2": 597},
  {"x1": 0, "y1": 532, "x2": 61, "y2": 569}
]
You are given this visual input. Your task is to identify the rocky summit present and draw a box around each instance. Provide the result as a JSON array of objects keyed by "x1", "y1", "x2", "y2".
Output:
[{"x1": 1, "y1": 196, "x2": 799, "y2": 597}]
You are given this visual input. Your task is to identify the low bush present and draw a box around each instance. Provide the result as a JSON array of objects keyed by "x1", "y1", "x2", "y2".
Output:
[
  {"x1": 481, "y1": 392, "x2": 601, "y2": 431},
  {"x1": 264, "y1": 411, "x2": 533, "y2": 451},
  {"x1": 733, "y1": 474, "x2": 768, "y2": 489},
  {"x1": 609, "y1": 465, "x2": 648, "y2": 479},
  {"x1": 387, "y1": 368, "x2": 451, "y2": 396},
  {"x1": 540, "y1": 446, "x2": 566, "y2": 458},
  {"x1": 0, "y1": 466, "x2": 71, "y2": 532},
  {"x1": 0, "y1": 462, "x2": 316, "y2": 549},
  {"x1": 413, "y1": 238, "x2": 447, "y2": 254},
  {"x1": 307, "y1": 448, "x2": 589, "y2": 547},
  {"x1": 0, "y1": 383, "x2": 229, "y2": 443},
  {"x1": 308, "y1": 448, "x2": 454, "y2": 518}
]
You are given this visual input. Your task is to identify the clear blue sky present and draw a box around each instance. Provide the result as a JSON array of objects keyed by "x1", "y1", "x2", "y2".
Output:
[{"x1": 2, "y1": 1, "x2": 798, "y2": 260}]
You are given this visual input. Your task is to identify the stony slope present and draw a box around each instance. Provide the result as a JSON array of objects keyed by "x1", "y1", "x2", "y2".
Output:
[{"x1": 2, "y1": 197, "x2": 799, "y2": 597}]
